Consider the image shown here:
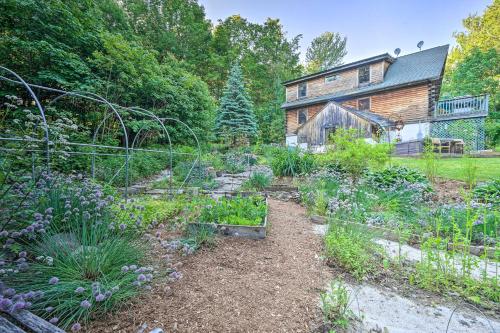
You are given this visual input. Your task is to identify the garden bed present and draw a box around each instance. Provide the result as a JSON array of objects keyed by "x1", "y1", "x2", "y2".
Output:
[{"x1": 186, "y1": 195, "x2": 268, "y2": 239}]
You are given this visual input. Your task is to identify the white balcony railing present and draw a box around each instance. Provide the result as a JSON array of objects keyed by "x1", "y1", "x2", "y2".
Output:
[{"x1": 434, "y1": 95, "x2": 489, "y2": 118}]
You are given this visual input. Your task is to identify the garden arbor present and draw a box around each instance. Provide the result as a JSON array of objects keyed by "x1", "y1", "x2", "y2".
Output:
[{"x1": 0, "y1": 66, "x2": 201, "y2": 198}]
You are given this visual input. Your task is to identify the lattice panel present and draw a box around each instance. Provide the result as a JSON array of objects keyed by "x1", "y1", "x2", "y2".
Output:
[{"x1": 430, "y1": 118, "x2": 486, "y2": 151}]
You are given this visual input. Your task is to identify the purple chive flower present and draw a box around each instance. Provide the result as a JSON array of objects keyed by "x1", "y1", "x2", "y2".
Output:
[
  {"x1": 4, "y1": 288, "x2": 15, "y2": 297},
  {"x1": 23, "y1": 291, "x2": 34, "y2": 299},
  {"x1": 121, "y1": 266, "x2": 129, "y2": 273},
  {"x1": 34, "y1": 213, "x2": 43, "y2": 220},
  {"x1": 74, "y1": 287, "x2": 85, "y2": 294},
  {"x1": 49, "y1": 317, "x2": 59, "y2": 324},
  {"x1": 45, "y1": 207, "x2": 53, "y2": 215},
  {"x1": 95, "y1": 294, "x2": 105, "y2": 302},
  {"x1": 0, "y1": 298, "x2": 13, "y2": 311},
  {"x1": 71, "y1": 322, "x2": 82, "y2": 332},
  {"x1": 129, "y1": 265, "x2": 137, "y2": 270},
  {"x1": 0, "y1": 231, "x2": 8, "y2": 237},
  {"x1": 48, "y1": 277, "x2": 59, "y2": 285},
  {"x1": 45, "y1": 306, "x2": 54, "y2": 312},
  {"x1": 104, "y1": 291, "x2": 112, "y2": 298},
  {"x1": 12, "y1": 301, "x2": 26, "y2": 312},
  {"x1": 26, "y1": 225, "x2": 34, "y2": 233},
  {"x1": 80, "y1": 300, "x2": 91, "y2": 309},
  {"x1": 119, "y1": 224, "x2": 126, "y2": 231},
  {"x1": 19, "y1": 251, "x2": 27, "y2": 258},
  {"x1": 137, "y1": 274, "x2": 146, "y2": 282}
]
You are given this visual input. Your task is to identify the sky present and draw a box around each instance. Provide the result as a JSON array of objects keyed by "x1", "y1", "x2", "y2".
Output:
[{"x1": 198, "y1": 0, "x2": 492, "y2": 63}]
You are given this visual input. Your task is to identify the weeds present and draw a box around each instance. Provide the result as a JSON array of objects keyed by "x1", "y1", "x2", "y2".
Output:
[{"x1": 320, "y1": 280, "x2": 355, "y2": 330}]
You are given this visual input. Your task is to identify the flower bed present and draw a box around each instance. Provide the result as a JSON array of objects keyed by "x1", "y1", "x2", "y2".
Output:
[{"x1": 185, "y1": 195, "x2": 268, "y2": 239}]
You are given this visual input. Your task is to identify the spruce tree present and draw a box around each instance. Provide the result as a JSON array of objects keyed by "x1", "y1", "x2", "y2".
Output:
[{"x1": 215, "y1": 63, "x2": 257, "y2": 144}]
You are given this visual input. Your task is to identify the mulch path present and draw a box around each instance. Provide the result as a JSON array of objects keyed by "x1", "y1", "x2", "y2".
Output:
[{"x1": 88, "y1": 199, "x2": 332, "y2": 332}]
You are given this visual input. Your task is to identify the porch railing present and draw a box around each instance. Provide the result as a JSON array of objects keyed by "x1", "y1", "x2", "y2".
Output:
[{"x1": 434, "y1": 94, "x2": 489, "y2": 118}]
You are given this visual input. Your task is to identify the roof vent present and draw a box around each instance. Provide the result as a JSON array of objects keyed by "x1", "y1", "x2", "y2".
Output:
[
  {"x1": 417, "y1": 41, "x2": 424, "y2": 51},
  {"x1": 394, "y1": 48, "x2": 401, "y2": 57}
]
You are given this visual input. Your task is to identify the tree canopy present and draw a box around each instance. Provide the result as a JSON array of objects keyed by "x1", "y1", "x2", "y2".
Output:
[{"x1": 305, "y1": 32, "x2": 347, "y2": 73}]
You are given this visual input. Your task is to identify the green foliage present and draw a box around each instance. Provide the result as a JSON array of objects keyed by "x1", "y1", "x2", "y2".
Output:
[
  {"x1": 242, "y1": 172, "x2": 272, "y2": 191},
  {"x1": 116, "y1": 196, "x2": 185, "y2": 227},
  {"x1": 215, "y1": 63, "x2": 257, "y2": 144},
  {"x1": 324, "y1": 222, "x2": 381, "y2": 280},
  {"x1": 187, "y1": 195, "x2": 267, "y2": 226},
  {"x1": 305, "y1": 32, "x2": 347, "y2": 73},
  {"x1": 270, "y1": 147, "x2": 316, "y2": 177},
  {"x1": 366, "y1": 166, "x2": 431, "y2": 192},
  {"x1": 473, "y1": 180, "x2": 500, "y2": 205},
  {"x1": 462, "y1": 155, "x2": 478, "y2": 190},
  {"x1": 328, "y1": 129, "x2": 392, "y2": 181},
  {"x1": 320, "y1": 280, "x2": 354, "y2": 330}
]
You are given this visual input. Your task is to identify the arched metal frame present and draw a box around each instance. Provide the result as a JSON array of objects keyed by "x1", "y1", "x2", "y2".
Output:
[{"x1": 0, "y1": 67, "x2": 201, "y2": 198}]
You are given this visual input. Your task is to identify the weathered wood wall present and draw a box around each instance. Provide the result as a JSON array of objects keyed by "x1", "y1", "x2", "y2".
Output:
[
  {"x1": 285, "y1": 103, "x2": 327, "y2": 134},
  {"x1": 296, "y1": 103, "x2": 373, "y2": 146}
]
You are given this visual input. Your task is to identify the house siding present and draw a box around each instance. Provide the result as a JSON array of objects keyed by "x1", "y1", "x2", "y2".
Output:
[
  {"x1": 341, "y1": 84, "x2": 430, "y2": 123},
  {"x1": 285, "y1": 61, "x2": 388, "y2": 103},
  {"x1": 285, "y1": 103, "x2": 327, "y2": 134}
]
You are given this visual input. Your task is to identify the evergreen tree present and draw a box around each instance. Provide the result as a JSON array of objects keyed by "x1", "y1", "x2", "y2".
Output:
[{"x1": 215, "y1": 63, "x2": 257, "y2": 144}]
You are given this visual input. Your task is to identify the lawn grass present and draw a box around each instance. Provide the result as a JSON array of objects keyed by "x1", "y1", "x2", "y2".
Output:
[{"x1": 390, "y1": 156, "x2": 500, "y2": 182}]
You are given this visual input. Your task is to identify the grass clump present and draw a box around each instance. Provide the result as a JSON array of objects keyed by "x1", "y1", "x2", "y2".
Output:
[
  {"x1": 270, "y1": 147, "x2": 316, "y2": 177},
  {"x1": 242, "y1": 172, "x2": 272, "y2": 191},
  {"x1": 1, "y1": 173, "x2": 151, "y2": 330}
]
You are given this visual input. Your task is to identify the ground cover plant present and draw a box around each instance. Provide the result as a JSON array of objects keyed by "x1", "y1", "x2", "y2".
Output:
[
  {"x1": 0, "y1": 172, "x2": 152, "y2": 330},
  {"x1": 185, "y1": 195, "x2": 267, "y2": 226}
]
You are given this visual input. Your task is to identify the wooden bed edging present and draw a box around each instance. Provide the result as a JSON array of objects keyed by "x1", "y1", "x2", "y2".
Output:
[
  {"x1": 1, "y1": 309, "x2": 65, "y2": 333},
  {"x1": 187, "y1": 197, "x2": 268, "y2": 239}
]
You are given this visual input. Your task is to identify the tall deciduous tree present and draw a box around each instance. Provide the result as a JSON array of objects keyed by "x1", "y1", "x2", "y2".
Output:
[
  {"x1": 442, "y1": 0, "x2": 500, "y2": 147},
  {"x1": 215, "y1": 63, "x2": 257, "y2": 144},
  {"x1": 305, "y1": 32, "x2": 347, "y2": 73}
]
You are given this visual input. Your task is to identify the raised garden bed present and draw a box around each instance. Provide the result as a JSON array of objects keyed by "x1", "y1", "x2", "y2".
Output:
[{"x1": 186, "y1": 195, "x2": 268, "y2": 239}]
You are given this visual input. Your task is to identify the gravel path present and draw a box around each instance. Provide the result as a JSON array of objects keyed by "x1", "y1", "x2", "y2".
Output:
[{"x1": 89, "y1": 199, "x2": 332, "y2": 332}]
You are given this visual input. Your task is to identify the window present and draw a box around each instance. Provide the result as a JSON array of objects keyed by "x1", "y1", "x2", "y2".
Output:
[
  {"x1": 358, "y1": 65, "x2": 370, "y2": 85},
  {"x1": 298, "y1": 109, "x2": 308, "y2": 125},
  {"x1": 358, "y1": 98, "x2": 370, "y2": 110},
  {"x1": 325, "y1": 75, "x2": 338, "y2": 83},
  {"x1": 298, "y1": 82, "x2": 307, "y2": 98}
]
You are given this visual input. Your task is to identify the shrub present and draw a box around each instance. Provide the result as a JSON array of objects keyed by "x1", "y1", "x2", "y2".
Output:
[
  {"x1": 186, "y1": 195, "x2": 267, "y2": 226},
  {"x1": 270, "y1": 147, "x2": 316, "y2": 177},
  {"x1": 0, "y1": 173, "x2": 150, "y2": 330},
  {"x1": 242, "y1": 172, "x2": 272, "y2": 191},
  {"x1": 328, "y1": 129, "x2": 392, "y2": 182}
]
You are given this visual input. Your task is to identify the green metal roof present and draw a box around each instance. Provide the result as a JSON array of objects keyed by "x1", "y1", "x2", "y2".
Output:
[{"x1": 282, "y1": 45, "x2": 449, "y2": 109}]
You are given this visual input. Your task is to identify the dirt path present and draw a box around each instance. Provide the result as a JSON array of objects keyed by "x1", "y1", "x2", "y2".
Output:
[{"x1": 90, "y1": 199, "x2": 332, "y2": 332}]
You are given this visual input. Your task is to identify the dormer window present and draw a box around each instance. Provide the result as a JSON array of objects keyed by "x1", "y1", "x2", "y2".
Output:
[
  {"x1": 298, "y1": 82, "x2": 307, "y2": 98},
  {"x1": 358, "y1": 65, "x2": 370, "y2": 85}
]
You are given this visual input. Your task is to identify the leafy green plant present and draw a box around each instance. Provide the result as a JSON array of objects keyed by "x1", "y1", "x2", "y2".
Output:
[
  {"x1": 366, "y1": 166, "x2": 429, "y2": 190},
  {"x1": 473, "y1": 180, "x2": 500, "y2": 205},
  {"x1": 320, "y1": 280, "x2": 355, "y2": 330},
  {"x1": 116, "y1": 196, "x2": 185, "y2": 227},
  {"x1": 324, "y1": 222, "x2": 381, "y2": 279},
  {"x1": 186, "y1": 195, "x2": 267, "y2": 226}
]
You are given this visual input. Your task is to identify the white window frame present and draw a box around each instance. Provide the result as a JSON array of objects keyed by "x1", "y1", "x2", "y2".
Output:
[
  {"x1": 357, "y1": 97, "x2": 371, "y2": 111},
  {"x1": 297, "y1": 82, "x2": 308, "y2": 99},
  {"x1": 325, "y1": 74, "x2": 339, "y2": 83}
]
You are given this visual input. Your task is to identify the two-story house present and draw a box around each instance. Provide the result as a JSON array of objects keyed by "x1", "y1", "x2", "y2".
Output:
[{"x1": 282, "y1": 45, "x2": 489, "y2": 151}]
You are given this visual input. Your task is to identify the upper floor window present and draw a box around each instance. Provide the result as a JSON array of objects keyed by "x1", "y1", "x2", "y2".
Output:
[
  {"x1": 358, "y1": 65, "x2": 370, "y2": 85},
  {"x1": 325, "y1": 75, "x2": 339, "y2": 83},
  {"x1": 298, "y1": 82, "x2": 307, "y2": 98},
  {"x1": 358, "y1": 97, "x2": 370, "y2": 110},
  {"x1": 298, "y1": 109, "x2": 308, "y2": 125}
]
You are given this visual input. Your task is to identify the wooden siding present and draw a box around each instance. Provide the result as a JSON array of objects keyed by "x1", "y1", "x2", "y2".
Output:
[
  {"x1": 285, "y1": 61, "x2": 388, "y2": 102},
  {"x1": 342, "y1": 84, "x2": 430, "y2": 123},
  {"x1": 297, "y1": 102, "x2": 374, "y2": 146},
  {"x1": 285, "y1": 103, "x2": 327, "y2": 134}
]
